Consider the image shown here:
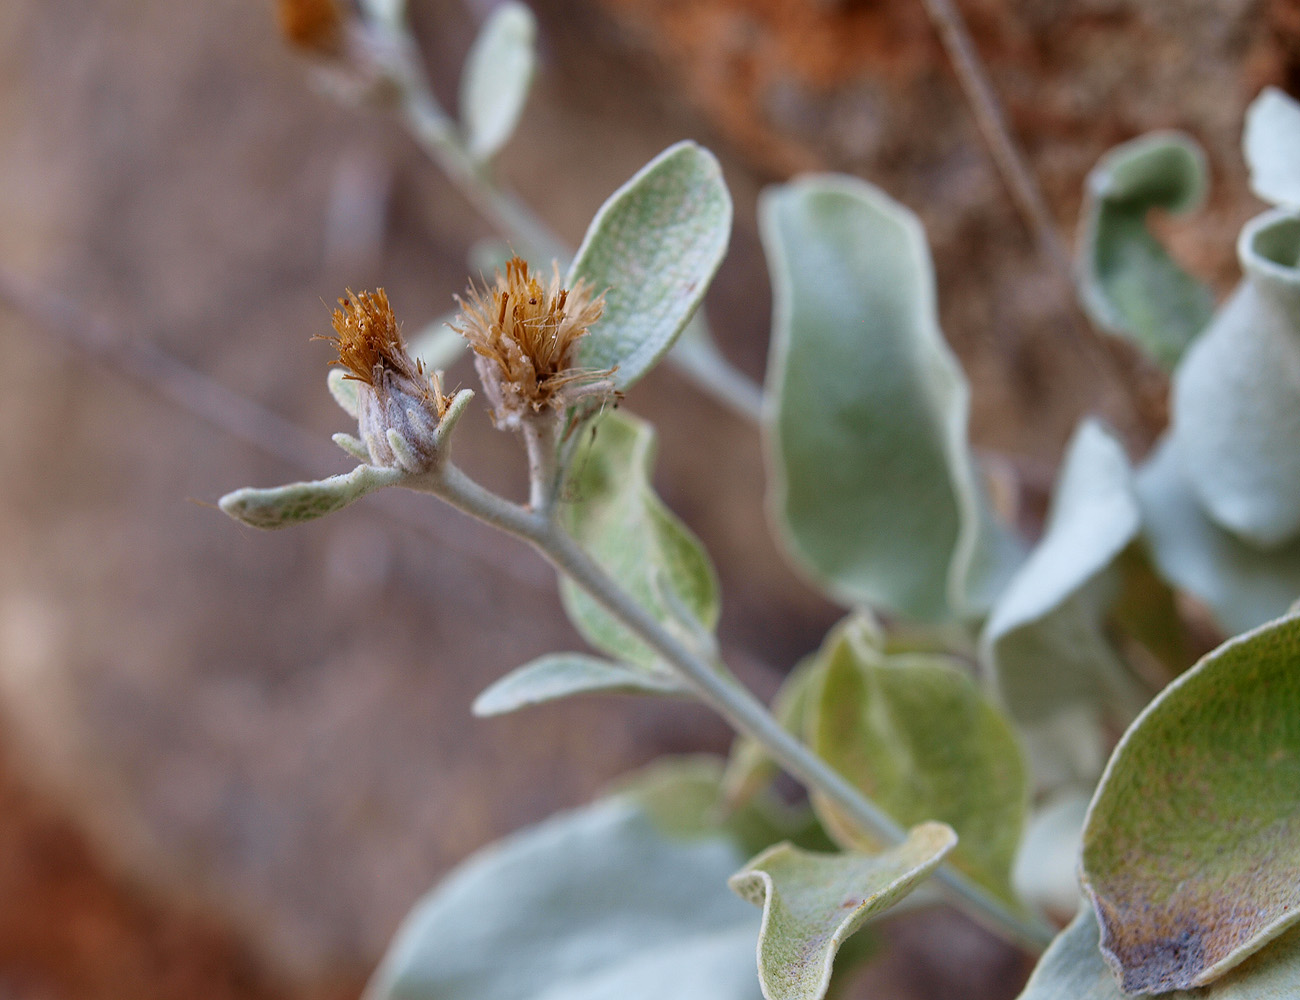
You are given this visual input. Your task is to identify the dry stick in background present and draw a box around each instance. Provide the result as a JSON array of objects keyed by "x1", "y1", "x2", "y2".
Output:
[{"x1": 0, "y1": 266, "x2": 547, "y2": 590}]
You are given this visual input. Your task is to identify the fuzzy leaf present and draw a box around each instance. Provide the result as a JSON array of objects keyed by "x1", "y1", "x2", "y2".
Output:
[
  {"x1": 808, "y1": 618, "x2": 1029, "y2": 907},
  {"x1": 1135, "y1": 436, "x2": 1300, "y2": 636},
  {"x1": 570, "y1": 142, "x2": 732, "y2": 389},
  {"x1": 1077, "y1": 132, "x2": 1214, "y2": 368},
  {"x1": 1245, "y1": 87, "x2": 1300, "y2": 208},
  {"x1": 472, "y1": 653, "x2": 686, "y2": 716},
  {"x1": 1080, "y1": 612, "x2": 1300, "y2": 993},
  {"x1": 728, "y1": 823, "x2": 955, "y2": 1000},
  {"x1": 1016, "y1": 908, "x2": 1300, "y2": 1000},
  {"x1": 367, "y1": 796, "x2": 762, "y2": 1000},
  {"x1": 983, "y1": 421, "x2": 1148, "y2": 730},
  {"x1": 559, "y1": 411, "x2": 719, "y2": 668},
  {"x1": 761, "y1": 175, "x2": 1019, "y2": 623},
  {"x1": 458, "y1": 2, "x2": 536, "y2": 162},
  {"x1": 1171, "y1": 209, "x2": 1300, "y2": 547},
  {"x1": 219, "y1": 465, "x2": 402, "y2": 529}
]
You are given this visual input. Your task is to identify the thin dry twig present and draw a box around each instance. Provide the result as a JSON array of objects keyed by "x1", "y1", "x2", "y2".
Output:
[{"x1": 0, "y1": 265, "x2": 549, "y2": 589}]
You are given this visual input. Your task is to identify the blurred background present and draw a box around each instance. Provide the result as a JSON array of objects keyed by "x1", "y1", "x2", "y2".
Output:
[{"x1": 0, "y1": 0, "x2": 1291, "y2": 996}]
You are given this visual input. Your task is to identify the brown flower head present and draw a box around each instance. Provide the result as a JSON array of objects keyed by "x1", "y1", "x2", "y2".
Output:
[
  {"x1": 452, "y1": 257, "x2": 613, "y2": 428},
  {"x1": 276, "y1": 0, "x2": 345, "y2": 55},
  {"x1": 320, "y1": 288, "x2": 450, "y2": 471}
]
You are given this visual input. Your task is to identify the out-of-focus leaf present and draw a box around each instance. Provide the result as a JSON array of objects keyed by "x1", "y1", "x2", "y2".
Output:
[
  {"x1": 808, "y1": 617, "x2": 1029, "y2": 907},
  {"x1": 366, "y1": 795, "x2": 762, "y2": 1000},
  {"x1": 1080, "y1": 612, "x2": 1300, "y2": 993},
  {"x1": 472, "y1": 653, "x2": 686, "y2": 716},
  {"x1": 570, "y1": 143, "x2": 732, "y2": 389},
  {"x1": 559, "y1": 411, "x2": 719, "y2": 668},
  {"x1": 1012, "y1": 791, "x2": 1089, "y2": 926},
  {"x1": 220, "y1": 465, "x2": 402, "y2": 529},
  {"x1": 359, "y1": 0, "x2": 406, "y2": 29},
  {"x1": 1171, "y1": 209, "x2": 1300, "y2": 547},
  {"x1": 982, "y1": 421, "x2": 1149, "y2": 729},
  {"x1": 728, "y1": 823, "x2": 956, "y2": 1000},
  {"x1": 1136, "y1": 436, "x2": 1300, "y2": 636},
  {"x1": 458, "y1": 2, "x2": 536, "y2": 162},
  {"x1": 760, "y1": 175, "x2": 1020, "y2": 623},
  {"x1": 1015, "y1": 907, "x2": 1300, "y2": 1000},
  {"x1": 1245, "y1": 87, "x2": 1300, "y2": 208},
  {"x1": 1077, "y1": 132, "x2": 1214, "y2": 368},
  {"x1": 408, "y1": 315, "x2": 467, "y2": 374}
]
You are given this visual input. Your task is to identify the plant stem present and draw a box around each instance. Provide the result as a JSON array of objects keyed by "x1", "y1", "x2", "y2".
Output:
[{"x1": 413, "y1": 458, "x2": 1055, "y2": 953}]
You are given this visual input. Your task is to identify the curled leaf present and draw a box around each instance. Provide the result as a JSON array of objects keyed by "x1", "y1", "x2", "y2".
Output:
[
  {"x1": 1171, "y1": 209, "x2": 1300, "y2": 547},
  {"x1": 1081, "y1": 612, "x2": 1300, "y2": 993},
  {"x1": 472, "y1": 653, "x2": 686, "y2": 716},
  {"x1": 219, "y1": 464, "x2": 402, "y2": 529},
  {"x1": 1077, "y1": 132, "x2": 1214, "y2": 368},
  {"x1": 729, "y1": 823, "x2": 956, "y2": 1000}
]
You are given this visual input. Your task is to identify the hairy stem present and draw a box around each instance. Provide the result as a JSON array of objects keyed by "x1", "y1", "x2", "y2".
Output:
[{"x1": 413, "y1": 457, "x2": 1055, "y2": 952}]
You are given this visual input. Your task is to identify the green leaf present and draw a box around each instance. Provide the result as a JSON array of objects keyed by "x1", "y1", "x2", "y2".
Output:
[
  {"x1": 559, "y1": 410, "x2": 720, "y2": 668},
  {"x1": 1077, "y1": 132, "x2": 1214, "y2": 369},
  {"x1": 760, "y1": 175, "x2": 1020, "y2": 623},
  {"x1": 458, "y1": 2, "x2": 537, "y2": 163},
  {"x1": 1080, "y1": 611, "x2": 1300, "y2": 993},
  {"x1": 982, "y1": 420, "x2": 1149, "y2": 730},
  {"x1": 367, "y1": 795, "x2": 762, "y2": 1000},
  {"x1": 808, "y1": 618, "x2": 1029, "y2": 907},
  {"x1": 570, "y1": 142, "x2": 732, "y2": 389},
  {"x1": 1135, "y1": 436, "x2": 1300, "y2": 636},
  {"x1": 728, "y1": 823, "x2": 956, "y2": 1000},
  {"x1": 1016, "y1": 908, "x2": 1300, "y2": 1000},
  {"x1": 1170, "y1": 209, "x2": 1300, "y2": 547},
  {"x1": 219, "y1": 465, "x2": 402, "y2": 529},
  {"x1": 472, "y1": 653, "x2": 686, "y2": 716},
  {"x1": 1245, "y1": 87, "x2": 1300, "y2": 208}
]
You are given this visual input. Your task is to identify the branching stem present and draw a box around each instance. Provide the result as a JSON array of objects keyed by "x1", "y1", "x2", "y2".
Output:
[{"x1": 408, "y1": 453, "x2": 1055, "y2": 953}]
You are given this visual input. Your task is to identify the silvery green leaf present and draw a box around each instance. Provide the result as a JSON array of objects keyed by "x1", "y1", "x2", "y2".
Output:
[
  {"x1": 1076, "y1": 132, "x2": 1214, "y2": 369},
  {"x1": 366, "y1": 796, "x2": 762, "y2": 1000},
  {"x1": 359, "y1": 0, "x2": 406, "y2": 30},
  {"x1": 1245, "y1": 87, "x2": 1300, "y2": 208},
  {"x1": 559, "y1": 411, "x2": 719, "y2": 668},
  {"x1": 570, "y1": 142, "x2": 733, "y2": 389},
  {"x1": 808, "y1": 617, "x2": 1029, "y2": 909},
  {"x1": 472, "y1": 653, "x2": 686, "y2": 716},
  {"x1": 1080, "y1": 611, "x2": 1300, "y2": 992},
  {"x1": 761, "y1": 175, "x2": 1020, "y2": 623},
  {"x1": 1171, "y1": 209, "x2": 1300, "y2": 547},
  {"x1": 219, "y1": 465, "x2": 403, "y2": 529},
  {"x1": 1015, "y1": 909, "x2": 1300, "y2": 1000},
  {"x1": 1136, "y1": 435, "x2": 1300, "y2": 636},
  {"x1": 728, "y1": 823, "x2": 956, "y2": 1000},
  {"x1": 458, "y1": 2, "x2": 537, "y2": 163},
  {"x1": 982, "y1": 421, "x2": 1148, "y2": 730},
  {"x1": 721, "y1": 656, "x2": 818, "y2": 809}
]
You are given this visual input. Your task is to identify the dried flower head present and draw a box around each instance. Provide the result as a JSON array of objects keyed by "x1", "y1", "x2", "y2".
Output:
[
  {"x1": 320, "y1": 289, "x2": 450, "y2": 472},
  {"x1": 276, "y1": 0, "x2": 345, "y2": 55},
  {"x1": 452, "y1": 257, "x2": 613, "y2": 428}
]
